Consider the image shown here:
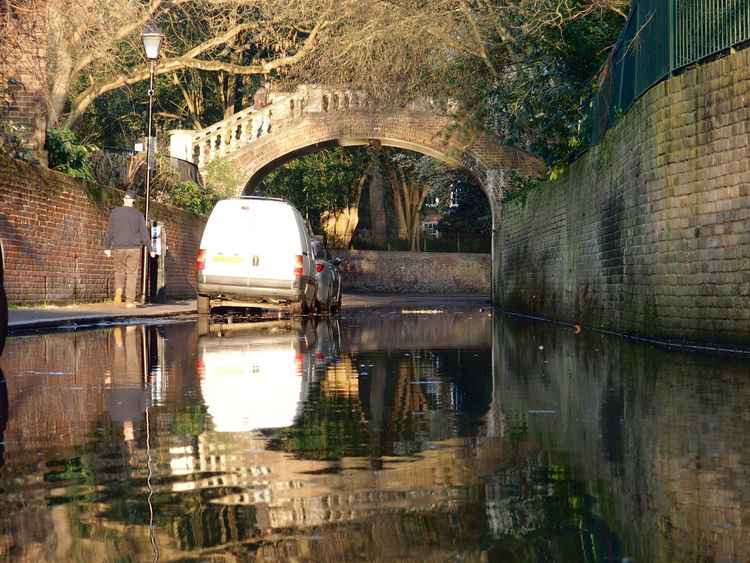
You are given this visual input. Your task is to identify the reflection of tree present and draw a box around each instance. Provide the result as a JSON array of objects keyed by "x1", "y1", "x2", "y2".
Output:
[
  {"x1": 169, "y1": 401, "x2": 208, "y2": 437},
  {"x1": 388, "y1": 355, "x2": 429, "y2": 434},
  {"x1": 268, "y1": 354, "x2": 368, "y2": 460},
  {"x1": 266, "y1": 349, "x2": 494, "y2": 461},
  {"x1": 485, "y1": 460, "x2": 621, "y2": 562}
]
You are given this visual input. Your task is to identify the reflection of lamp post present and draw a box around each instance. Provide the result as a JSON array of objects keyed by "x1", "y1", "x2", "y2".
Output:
[{"x1": 140, "y1": 22, "x2": 163, "y2": 304}]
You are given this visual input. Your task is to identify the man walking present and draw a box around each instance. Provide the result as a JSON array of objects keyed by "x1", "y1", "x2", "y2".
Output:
[{"x1": 104, "y1": 191, "x2": 149, "y2": 308}]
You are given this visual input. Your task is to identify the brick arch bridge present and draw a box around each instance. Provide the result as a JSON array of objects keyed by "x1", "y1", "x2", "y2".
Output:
[{"x1": 169, "y1": 85, "x2": 545, "y2": 302}]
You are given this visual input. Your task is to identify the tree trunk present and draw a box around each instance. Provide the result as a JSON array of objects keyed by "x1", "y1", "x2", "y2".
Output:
[
  {"x1": 368, "y1": 159, "x2": 388, "y2": 247},
  {"x1": 321, "y1": 173, "x2": 367, "y2": 248},
  {"x1": 47, "y1": 38, "x2": 74, "y2": 128},
  {"x1": 321, "y1": 206, "x2": 360, "y2": 248},
  {"x1": 386, "y1": 167, "x2": 408, "y2": 240},
  {"x1": 400, "y1": 177, "x2": 427, "y2": 252},
  {"x1": 221, "y1": 73, "x2": 235, "y2": 119}
]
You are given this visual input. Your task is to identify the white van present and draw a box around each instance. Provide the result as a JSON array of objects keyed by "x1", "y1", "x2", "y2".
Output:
[{"x1": 196, "y1": 197, "x2": 316, "y2": 315}]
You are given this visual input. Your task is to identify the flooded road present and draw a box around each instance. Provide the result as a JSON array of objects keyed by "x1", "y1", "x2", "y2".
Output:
[{"x1": 0, "y1": 307, "x2": 748, "y2": 562}]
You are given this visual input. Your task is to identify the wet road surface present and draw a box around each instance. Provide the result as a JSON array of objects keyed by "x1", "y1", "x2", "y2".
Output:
[{"x1": 0, "y1": 305, "x2": 748, "y2": 562}]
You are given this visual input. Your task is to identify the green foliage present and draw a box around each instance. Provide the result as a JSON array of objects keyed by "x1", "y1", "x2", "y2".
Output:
[
  {"x1": 438, "y1": 173, "x2": 492, "y2": 237},
  {"x1": 137, "y1": 156, "x2": 224, "y2": 217},
  {"x1": 504, "y1": 171, "x2": 544, "y2": 207},
  {"x1": 46, "y1": 128, "x2": 96, "y2": 181},
  {"x1": 257, "y1": 147, "x2": 370, "y2": 225},
  {"x1": 77, "y1": 83, "x2": 149, "y2": 149},
  {"x1": 0, "y1": 121, "x2": 35, "y2": 162},
  {"x1": 548, "y1": 162, "x2": 569, "y2": 181},
  {"x1": 78, "y1": 70, "x2": 227, "y2": 148},
  {"x1": 203, "y1": 157, "x2": 242, "y2": 200},
  {"x1": 438, "y1": 3, "x2": 625, "y2": 167},
  {"x1": 169, "y1": 402, "x2": 208, "y2": 436},
  {"x1": 167, "y1": 180, "x2": 220, "y2": 216},
  {"x1": 85, "y1": 183, "x2": 114, "y2": 207}
]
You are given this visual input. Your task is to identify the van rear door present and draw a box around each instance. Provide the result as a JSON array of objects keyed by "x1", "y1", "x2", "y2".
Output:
[{"x1": 201, "y1": 200, "x2": 302, "y2": 285}]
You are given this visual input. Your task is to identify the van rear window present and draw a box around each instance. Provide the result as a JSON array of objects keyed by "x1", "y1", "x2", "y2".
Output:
[{"x1": 201, "y1": 200, "x2": 300, "y2": 252}]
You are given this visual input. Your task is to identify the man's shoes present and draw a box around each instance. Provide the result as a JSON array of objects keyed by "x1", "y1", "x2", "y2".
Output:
[
  {"x1": 114, "y1": 288, "x2": 123, "y2": 305},
  {"x1": 125, "y1": 302, "x2": 138, "y2": 309}
]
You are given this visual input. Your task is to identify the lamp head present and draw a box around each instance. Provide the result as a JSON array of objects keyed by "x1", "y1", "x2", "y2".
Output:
[{"x1": 141, "y1": 21, "x2": 164, "y2": 61}]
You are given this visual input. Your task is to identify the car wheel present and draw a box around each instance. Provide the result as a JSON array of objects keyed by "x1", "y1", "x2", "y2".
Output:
[
  {"x1": 290, "y1": 301, "x2": 304, "y2": 316},
  {"x1": 197, "y1": 295, "x2": 210, "y2": 315},
  {"x1": 332, "y1": 289, "x2": 342, "y2": 314}
]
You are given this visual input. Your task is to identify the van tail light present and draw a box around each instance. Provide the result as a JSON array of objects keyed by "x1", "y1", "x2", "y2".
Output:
[
  {"x1": 295, "y1": 353, "x2": 305, "y2": 376},
  {"x1": 316, "y1": 262, "x2": 324, "y2": 273},
  {"x1": 196, "y1": 249, "x2": 206, "y2": 271},
  {"x1": 294, "y1": 255, "x2": 304, "y2": 277}
]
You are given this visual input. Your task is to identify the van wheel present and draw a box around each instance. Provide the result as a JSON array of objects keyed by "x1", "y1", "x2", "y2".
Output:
[
  {"x1": 197, "y1": 295, "x2": 210, "y2": 315},
  {"x1": 317, "y1": 300, "x2": 329, "y2": 316}
]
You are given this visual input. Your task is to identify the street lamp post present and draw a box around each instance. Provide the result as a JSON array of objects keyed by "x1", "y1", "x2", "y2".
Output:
[{"x1": 140, "y1": 22, "x2": 164, "y2": 304}]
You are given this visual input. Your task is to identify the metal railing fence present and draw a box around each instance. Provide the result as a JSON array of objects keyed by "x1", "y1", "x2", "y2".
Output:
[{"x1": 590, "y1": 0, "x2": 750, "y2": 144}]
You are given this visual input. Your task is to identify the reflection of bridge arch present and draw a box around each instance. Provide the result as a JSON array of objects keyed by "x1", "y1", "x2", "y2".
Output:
[{"x1": 169, "y1": 85, "x2": 545, "y2": 302}]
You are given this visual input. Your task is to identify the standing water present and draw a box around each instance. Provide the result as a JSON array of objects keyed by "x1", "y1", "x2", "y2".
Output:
[{"x1": 0, "y1": 307, "x2": 748, "y2": 562}]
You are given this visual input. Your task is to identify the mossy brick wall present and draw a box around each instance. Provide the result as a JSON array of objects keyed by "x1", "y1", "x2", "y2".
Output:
[
  {"x1": 501, "y1": 48, "x2": 750, "y2": 346},
  {"x1": 0, "y1": 156, "x2": 205, "y2": 304},
  {"x1": 332, "y1": 249, "x2": 490, "y2": 295}
]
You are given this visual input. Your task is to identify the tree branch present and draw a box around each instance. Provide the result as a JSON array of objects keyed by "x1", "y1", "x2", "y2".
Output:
[{"x1": 64, "y1": 18, "x2": 328, "y2": 127}]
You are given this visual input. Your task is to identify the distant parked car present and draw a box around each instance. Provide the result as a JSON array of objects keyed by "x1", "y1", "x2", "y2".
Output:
[
  {"x1": 311, "y1": 238, "x2": 342, "y2": 315},
  {"x1": 196, "y1": 197, "x2": 317, "y2": 316},
  {"x1": 0, "y1": 240, "x2": 6, "y2": 355}
]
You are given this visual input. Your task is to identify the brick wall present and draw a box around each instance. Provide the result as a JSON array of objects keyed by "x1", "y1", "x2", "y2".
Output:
[
  {"x1": 0, "y1": 2, "x2": 47, "y2": 159},
  {"x1": 0, "y1": 156, "x2": 205, "y2": 304},
  {"x1": 333, "y1": 249, "x2": 490, "y2": 295},
  {"x1": 501, "y1": 48, "x2": 750, "y2": 346}
]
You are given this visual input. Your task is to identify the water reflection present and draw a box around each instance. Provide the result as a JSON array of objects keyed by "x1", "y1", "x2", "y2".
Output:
[
  {"x1": 0, "y1": 369, "x2": 6, "y2": 468},
  {"x1": 198, "y1": 320, "x2": 310, "y2": 432},
  {"x1": 0, "y1": 311, "x2": 747, "y2": 561}
]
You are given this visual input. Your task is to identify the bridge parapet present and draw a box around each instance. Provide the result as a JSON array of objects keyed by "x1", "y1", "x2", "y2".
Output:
[
  {"x1": 169, "y1": 85, "x2": 453, "y2": 171},
  {"x1": 170, "y1": 87, "x2": 308, "y2": 169}
]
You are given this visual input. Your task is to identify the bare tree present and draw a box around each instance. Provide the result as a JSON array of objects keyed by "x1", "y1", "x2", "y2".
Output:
[
  {"x1": 0, "y1": 0, "x2": 337, "y2": 128},
  {"x1": 2, "y1": 0, "x2": 628, "y2": 135},
  {"x1": 384, "y1": 151, "x2": 451, "y2": 251}
]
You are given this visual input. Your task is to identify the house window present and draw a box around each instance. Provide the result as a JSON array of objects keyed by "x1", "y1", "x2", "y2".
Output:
[{"x1": 422, "y1": 221, "x2": 440, "y2": 239}]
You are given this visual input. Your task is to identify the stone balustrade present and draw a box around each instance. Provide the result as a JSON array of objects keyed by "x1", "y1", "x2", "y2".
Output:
[
  {"x1": 168, "y1": 85, "x2": 453, "y2": 172},
  {"x1": 169, "y1": 86, "x2": 385, "y2": 171}
]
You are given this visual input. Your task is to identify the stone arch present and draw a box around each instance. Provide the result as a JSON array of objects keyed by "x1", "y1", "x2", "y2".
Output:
[
  {"x1": 171, "y1": 88, "x2": 545, "y2": 303},
  {"x1": 217, "y1": 110, "x2": 543, "y2": 303},
  {"x1": 226, "y1": 112, "x2": 542, "y2": 215}
]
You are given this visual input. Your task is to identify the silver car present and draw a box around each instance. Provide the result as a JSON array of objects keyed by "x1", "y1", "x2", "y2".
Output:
[{"x1": 311, "y1": 239, "x2": 342, "y2": 315}]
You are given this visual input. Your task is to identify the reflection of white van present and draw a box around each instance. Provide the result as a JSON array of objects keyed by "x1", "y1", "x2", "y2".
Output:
[
  {"x1": 198, "y1": 322, "x2": 309, "y2": 432},
  {"x1": 196, "y1": 197, "x2": 316, "y2": 315}
]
